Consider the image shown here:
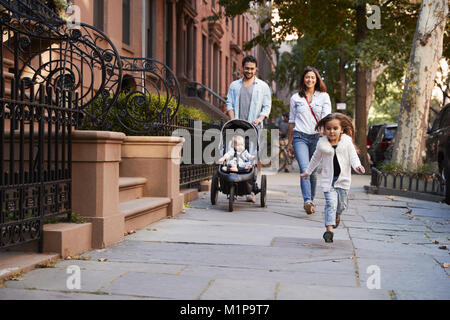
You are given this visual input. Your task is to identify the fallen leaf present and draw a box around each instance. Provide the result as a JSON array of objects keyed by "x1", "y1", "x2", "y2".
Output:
[
  {"x1": 402, "y1": 242, "x2": 409, "y2": 245},
  {"x1": 302, "y1": 243, "x2": 312, "y2": 247},
  {"x1": 443, "y1": 263, "x2": 449, "y2": 268},
  {"x1": 98, "y1": 258, "x2": 108, "y2": 262},
  {"x1": 386, "y1": 196, "x2": 395, "y2": 200},
  {"x1": 124, "y1": 232, "x2": 128, "y2": 236},
  {"x1": 65, "y1": 256, "x2": 72, "y2": 260},
  {"x1": 439, "y1": 245, "x2": 447, "y2": 250},
  {"x1": 434, "y1": 240, "x2": 440, "y2": 244}
]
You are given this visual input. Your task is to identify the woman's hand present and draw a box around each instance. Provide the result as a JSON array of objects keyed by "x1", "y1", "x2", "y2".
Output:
[
  {"x1": 356, "y1": 166, "x2": 365, "y2": 174},
  {"x1": 300, "y1": 172, "x2": 310, "y2": 180}
]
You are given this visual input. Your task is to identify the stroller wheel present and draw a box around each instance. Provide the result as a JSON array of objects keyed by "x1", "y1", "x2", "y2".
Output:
[
  {"x1": 211, "y1": 172, "x2": 219, "y2": 205},
  {"x1": 260, "y1": 175, "x2": 267, "y2": 207},
  {"x1": 229, "y1": 185, "x2": 235, "y2": 212}
]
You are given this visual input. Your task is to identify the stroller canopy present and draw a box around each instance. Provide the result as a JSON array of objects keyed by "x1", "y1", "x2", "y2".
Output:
[{"x1": 220, "y1": 119, "x2": 260, "y2": 158}]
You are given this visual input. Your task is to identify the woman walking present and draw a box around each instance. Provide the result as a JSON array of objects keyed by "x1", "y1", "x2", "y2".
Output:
[
  {"x1": 300, "y1": 113, "x2": 365, "y2": 242},
  {"x1": 288, "y1": 67, "x2": 331, "y2": 215}
]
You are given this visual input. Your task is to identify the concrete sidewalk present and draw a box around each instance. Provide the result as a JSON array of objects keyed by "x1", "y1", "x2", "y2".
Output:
[{"x1": 0, "y1": 172, "x2": 449, "y2": 300}]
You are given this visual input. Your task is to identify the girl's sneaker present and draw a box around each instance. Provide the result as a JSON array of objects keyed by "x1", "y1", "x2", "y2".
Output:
[{"x1": 323, "y1": 231, "x2": 334, "y2": 243}]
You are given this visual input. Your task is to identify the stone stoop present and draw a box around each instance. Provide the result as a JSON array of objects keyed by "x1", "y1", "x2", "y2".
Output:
[
  {"x1": 180, "y1": 188, "x2": 199, "y2": 203},
  {"x1": 118, "y1": 176, "x2": 171, "y2": 233},
  {"x1": 42, "y1": 223, "x2": 92, "y2": 258},
  {"x1": 120, "y1": 197, "x2": 171, "y2": 234},
  {"x1": 119, "y1": 177, "x2": 147, "y2": 203}
]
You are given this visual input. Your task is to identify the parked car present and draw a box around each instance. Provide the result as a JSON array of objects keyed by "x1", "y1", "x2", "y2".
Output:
[
  {"x1": 367, "y1": 124, "x2": 383, "y2": 148},
  {"x1": 426, "y1": 103, "x2": 450, "y2": 204},
  {"x1": 368, "y1": 123, "x2": 398, "y2": 166}
]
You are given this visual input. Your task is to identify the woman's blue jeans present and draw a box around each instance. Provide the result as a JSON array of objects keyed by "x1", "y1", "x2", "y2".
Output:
[{"x1": 292, "y1": 131, "x2": 319, "y2": 204}]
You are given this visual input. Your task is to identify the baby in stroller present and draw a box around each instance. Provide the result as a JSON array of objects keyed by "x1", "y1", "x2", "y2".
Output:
[{"x1": 218, "y1": 135, "x2": 255, "y2": 173}]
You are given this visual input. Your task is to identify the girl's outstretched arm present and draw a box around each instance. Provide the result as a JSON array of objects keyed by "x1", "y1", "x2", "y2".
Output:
[
  {"x1": 300, "y1": 147, "x2": 323, "y2": 180},
  {"x1": 348, "y1": 142, "x2": 365, "y2": 173}
]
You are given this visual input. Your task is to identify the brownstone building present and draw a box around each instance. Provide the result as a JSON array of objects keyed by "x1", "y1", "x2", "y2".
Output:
[{"x1": 72, "y1": 0, "x2": 275, "y2": 120}]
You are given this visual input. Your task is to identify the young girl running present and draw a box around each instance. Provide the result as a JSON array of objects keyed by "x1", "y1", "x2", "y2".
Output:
[{"x1": 300, "y1": 113, "x2": 365, "y2": 243}]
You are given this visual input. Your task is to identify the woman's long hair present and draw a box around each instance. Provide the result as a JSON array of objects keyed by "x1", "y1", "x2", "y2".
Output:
[{"x1": 298, "y1": 66, "x2": 327, "y2": 98}]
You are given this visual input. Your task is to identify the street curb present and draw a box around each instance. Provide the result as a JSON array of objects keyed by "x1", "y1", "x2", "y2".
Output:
[{"x1": 364, "y1": 185, "x2": 445, "y2": 203}]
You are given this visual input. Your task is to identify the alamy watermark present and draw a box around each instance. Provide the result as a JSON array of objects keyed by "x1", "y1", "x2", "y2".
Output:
[
  {"x1": 171, "y1": 121, "x2": 281, "y2": 174},
  {"x1": 66, "y1": 265, "x2": 81, "y2": 290},
  {"x1": 367, "y1": 5, "x2": 381, "y2": 30},
  {"x1": 366, "y1": 265, "x2": 381, "y2": 289},
  {"x1": 66, "y1": 5, "x2": 81, "y2": 30}
]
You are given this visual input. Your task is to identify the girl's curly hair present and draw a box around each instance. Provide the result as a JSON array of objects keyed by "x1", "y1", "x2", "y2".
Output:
[{"x1": 315, "y1": 113, "x2": 359, "y2": 153}]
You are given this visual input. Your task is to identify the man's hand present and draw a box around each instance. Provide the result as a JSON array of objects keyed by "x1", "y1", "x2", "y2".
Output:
[
  {"x1": 252, "y1": 115, "x2": 265, "y2": 126},
  {"x1": 300, "y1": 172, "x2": 310, "y2": 180}
]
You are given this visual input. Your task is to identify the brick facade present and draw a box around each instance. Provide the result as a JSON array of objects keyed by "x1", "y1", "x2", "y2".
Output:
[{"x1": 72, "y1": 0, "x2": 275, "y2": 119}]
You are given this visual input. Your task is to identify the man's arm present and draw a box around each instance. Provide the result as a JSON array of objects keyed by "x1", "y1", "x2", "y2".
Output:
[
  {"x1": 227, "y1": 109, "x2": 235, "y2": 120},
  {"x1": 254, "y1": 84, "x2": 272, "y2": 125},
  {"x1": 226, "y1": 83, "x2": 236, "y2": 120}
]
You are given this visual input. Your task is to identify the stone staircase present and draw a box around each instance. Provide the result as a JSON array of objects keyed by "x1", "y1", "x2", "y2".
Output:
[{"x1": 118, "y1": 177, "x2": 171, "y2": 234}]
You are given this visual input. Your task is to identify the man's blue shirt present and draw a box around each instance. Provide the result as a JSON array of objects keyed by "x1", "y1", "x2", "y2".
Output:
[{"x1": 226, "y1": 77, "x2": 272, "y2": 125}]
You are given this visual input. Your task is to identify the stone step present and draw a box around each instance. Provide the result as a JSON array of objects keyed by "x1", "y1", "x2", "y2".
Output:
[
  {"x1": 2, "y1": 57, "x2": 14, "y2": 66},
  {"x1": 2, "y1": 71, "x2": 14, "y2": 79},
  {"x1": 119, "y1": 197, "x2": 170, "y2": 234},
  {"x1": 0, "y1": 251, "x2": 59, "y2": 281},
  {"x1": 119, "y1": 177, "x2": 147, "y2": 203}
]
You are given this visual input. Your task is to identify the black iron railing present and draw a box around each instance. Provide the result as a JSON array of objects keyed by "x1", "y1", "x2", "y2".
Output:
[
  {"x1": 186, "y1": 81, "x2": 227, "y2": 109},
  {"x1": 370, "y1": 167, "x2": 445, "y2": 196},
  {"x1": 0, "y1": 0, "x2": 220, "y2": 250}
]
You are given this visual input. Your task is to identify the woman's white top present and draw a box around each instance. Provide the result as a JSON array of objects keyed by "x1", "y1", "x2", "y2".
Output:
[
  {"x1": 306, "y1": 134, "x2": 362, "y2": 192},
  {"x1": 289, "y1": 91, "x2": 332, "y2": 134}
]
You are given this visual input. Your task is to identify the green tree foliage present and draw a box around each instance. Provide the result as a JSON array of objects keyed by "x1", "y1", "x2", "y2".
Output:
[
  {"x1": 218, "y1": 0, "x2": 421, "y2": 124},
  {"x1": 269, "y1": 95, "x2": 289, "y2": 120}
]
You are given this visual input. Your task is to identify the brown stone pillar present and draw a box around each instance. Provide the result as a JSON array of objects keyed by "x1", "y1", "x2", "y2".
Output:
[
  {"x1": 71, "y1": 130, "x2": 126, "y2": 249},
  {"x1": 120, "y1": 136, "x2": 185, "y2": 217}
]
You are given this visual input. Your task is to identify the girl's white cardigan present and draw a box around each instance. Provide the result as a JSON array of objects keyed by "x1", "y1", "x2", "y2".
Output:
[{"x1": 305, "y1": 134, "x2": 362, "y2": 192}]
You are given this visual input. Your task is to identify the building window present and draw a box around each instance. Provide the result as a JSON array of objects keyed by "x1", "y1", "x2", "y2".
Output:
[
  {"x1": 202, "y1": 35, "x2": 207, "y2": 85},
  {"x1": 122, "y1": 0, "x2": 131, "y2": 45},
  {"x1": 146, "y1": 0, "x2": 155, "y2": 58},
  {"x1": 225, "y1": 56, "x2": 229, "y2": 89},
  {"x1": 93, "y1": 0, "x2": 104, "y2": 31},
  {"x1": 165, "y1": 1, "x2": 173, "y2": 68}
]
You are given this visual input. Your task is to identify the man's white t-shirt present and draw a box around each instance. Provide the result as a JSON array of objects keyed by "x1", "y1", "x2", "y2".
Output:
[{"x1": 289, "y1": 91, "x2": 332, "y2": 134}]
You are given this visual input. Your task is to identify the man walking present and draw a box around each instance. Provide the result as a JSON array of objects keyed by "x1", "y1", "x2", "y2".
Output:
[
  {"x1": 225, "y1": 55, "x2": 272, "y2": 202},
  {"x1": 226, "y1": 55, "x2": 272, "y2": 127}
]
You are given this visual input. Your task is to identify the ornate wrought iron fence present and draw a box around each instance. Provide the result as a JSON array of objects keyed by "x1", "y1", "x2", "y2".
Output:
[
  {"x1": 370, "y1": 167, "x2": 445, "y2": 196},
  {"x1": 0, "y1": 0, "x2": 222, "y2": 250}
]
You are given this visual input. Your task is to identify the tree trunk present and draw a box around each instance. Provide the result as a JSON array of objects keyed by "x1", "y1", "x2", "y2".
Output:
[
  {"x1": 365, "y1": 61, "x2": 387, "y2": 116},
  {"x1": 338, "y1": 46, "x2": 346, "y2": 104},
  {"x1": 355, "y1": 2, "x2": 369, "y2": 169},
  {"x1": 392, "y1": 0, "x2": 448, "y2": 171}
]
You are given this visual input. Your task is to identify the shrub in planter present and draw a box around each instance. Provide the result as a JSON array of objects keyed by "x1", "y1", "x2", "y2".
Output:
[{"x1": 81, "y1": 91, "x2": 211, "y2": 135}]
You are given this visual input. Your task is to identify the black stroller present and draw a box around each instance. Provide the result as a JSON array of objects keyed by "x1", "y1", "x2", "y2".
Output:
[{"x1": 210, "y1": 119, "x2": 267, "y2": 212}]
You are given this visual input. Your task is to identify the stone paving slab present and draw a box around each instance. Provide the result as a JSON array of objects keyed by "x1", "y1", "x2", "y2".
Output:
[
  {"x1": 100, "y1": 272, "x2": 212, "y2": 299},
  {"x1": 54, "y1": 260, "x2": 185, "y2": 275},
  {"x1": 180, "y1": 265, "x2": 357, "y2": 288},
  {"x1": 199, "y1": 278, "x2": 277, "y2": 300},
  {"x1": 4, "y1": 267, "x2": 126, "y2": 293},
  {"x1": 0, "y1": 287, "x2": 148, "y2": 300},
  {"x1": 1, "y1": 173, "x2": 448, "y2": 300},
  {"x1": 126, "y1": 218, "x2": 350, "y2": 246},
  {"x1": 276, "y1": 283, "x2": 392, "y2": 300}
]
